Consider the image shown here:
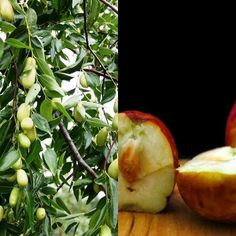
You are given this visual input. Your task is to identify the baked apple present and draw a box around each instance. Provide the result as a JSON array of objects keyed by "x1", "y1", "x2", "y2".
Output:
[
  {"x1": 118, "y1": 110, "x2": 178, "y2": 213},
  {"x1": 177, "y1": 146, "x2": 236, "y2": 222}
]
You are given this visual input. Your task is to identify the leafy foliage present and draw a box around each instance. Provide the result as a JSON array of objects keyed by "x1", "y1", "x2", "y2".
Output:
[{"x1": 0, "y1": 0, "x2": 118, "y2": 235}]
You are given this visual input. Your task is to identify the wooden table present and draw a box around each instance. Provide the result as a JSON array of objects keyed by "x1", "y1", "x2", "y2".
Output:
[{"x1": 119, "y1": 164, "x2": 236, "y2": 235}]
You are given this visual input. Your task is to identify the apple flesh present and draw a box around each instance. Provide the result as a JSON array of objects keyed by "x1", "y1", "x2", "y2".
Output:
[
  {"x1": 118, "y1": 111, "x2": 178, "y2": 213},
  {"x1": 177, "y1": 146, "x2": 236, "y2": 222},
  {"x1": 226, "y1": 102, "x2": 236, "y2": 147}
]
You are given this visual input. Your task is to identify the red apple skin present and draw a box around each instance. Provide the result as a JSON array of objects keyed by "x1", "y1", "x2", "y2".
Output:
[
  {"x1": 121, "y1": 110, "x2": 179, "y2": 168},
  {"x1": 177, "y1": 171, "x2": 236, "y2": 222},
  {"x1": 226, "y1": 102, "x2": 236, "y2": 147}
]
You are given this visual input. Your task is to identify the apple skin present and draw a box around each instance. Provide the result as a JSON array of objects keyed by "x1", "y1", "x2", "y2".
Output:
[
  {"x1": 177, "y1": 146, "x2": 236, "y2": 222},
  {"x1": 119, "y1": 110, "x2": 179, "y2": 176},
  {"x1": 226, "y1": 102, "x2": 236, "y2": 147},
  {"x1": 118, "y1": 110, "x2": 178, "y2": 213}
]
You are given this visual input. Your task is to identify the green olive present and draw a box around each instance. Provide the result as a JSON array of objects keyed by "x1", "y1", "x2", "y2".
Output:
[
  {"x1": 18, "y1": 133, "x2": 31, "y2": 149},
  {"x1": 74, "y1": 103, "x2": 86, "y2": 122},
  {"x1": 0, "y1": 0, "x2": 14, "y2": 22},
  {"x1": 25, "y1": 127, "x2": 37, "y2": 142},
  {"x1": 113, "y1": 99, "x2": 118, "y2": 113},
  {"x1": 0, "y1": 205, "x2": 4, "y2": 222},
  {"x1": 93, "y1": 183, "x2": 100, "y2": 193},
  {"x1": 17, "y1": 103, "x2": 30, "y2": 122},
  {"x1": 23, "y1": 57, "x2": 36, "y2": 72},
  {"x1": 12, "y1": 158, "x2": 22, "y2": 170},
  {"x1": 100, "y1": 224, "x2": 112, "y2": 236},
  {"x1": 20, "y1": 68, "x2": 36, "y2": 89},
  {"x1": 80, "y1": 73, "x2": 88, "y2": 88},
  {"x1": 7, "y1": 174, "x2": 16, "y2": 183},
  {"x1": 51, "y1": 98, "x2": 61, "y2": 110},
  {"x1": 108, "y1": 159, "x2": 118, "y2": 180},
  {"x1": 9, "y1": 187, "x2": 20, "y2": 208},
  {"x1": 21, "y1": 117, "x2": 34, "y2": 130},
  {"x1": 36, "y1": 207, "x2": 46, "y2": 221},
  {"x1": 16, "y1": 169, "x2": 28, "y2": 187},
  {"x1": 96, "y1": 127, "x2": 108, "y2": 146}
]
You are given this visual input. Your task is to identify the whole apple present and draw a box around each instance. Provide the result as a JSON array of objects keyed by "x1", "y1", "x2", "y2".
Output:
[{"x1": 118, "y1": 110, "x2": 178, "y2": 213}]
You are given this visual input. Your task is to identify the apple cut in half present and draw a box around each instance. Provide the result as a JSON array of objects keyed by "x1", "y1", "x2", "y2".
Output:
[
  {"x1": 118, "y1": 111, "x2": 178, "y2": 213},
  {"x1": 177, "y1": 146, "x2": 236, "y2": 222}
]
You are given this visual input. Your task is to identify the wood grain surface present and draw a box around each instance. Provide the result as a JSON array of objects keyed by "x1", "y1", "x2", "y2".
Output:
[{"x1": 119, "y1": 161, "x2": 236, "y2": 236}]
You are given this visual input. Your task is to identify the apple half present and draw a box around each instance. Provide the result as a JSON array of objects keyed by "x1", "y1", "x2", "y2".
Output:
[
  {"x1": 118, "y1": 111, "x2": 178, "y2": 213},
  {"x1": 177, "y1": 146, "x2": 236, "y2": 222},
  {"x1": 226, "y1": 102, "x2": 236, "y2": 147}
]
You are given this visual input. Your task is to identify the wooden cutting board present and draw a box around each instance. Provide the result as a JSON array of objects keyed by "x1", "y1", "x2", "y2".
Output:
[{"x1": 119, "y1": 177, "x2": 236, "y2": 235}]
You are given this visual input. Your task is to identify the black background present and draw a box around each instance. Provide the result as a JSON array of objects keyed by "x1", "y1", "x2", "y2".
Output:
[{"x1": 119, "y1": 2, "x2": 235, "y2": 158}]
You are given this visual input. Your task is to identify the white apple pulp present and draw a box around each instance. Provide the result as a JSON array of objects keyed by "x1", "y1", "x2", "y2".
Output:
[
  {"x1": 178, "y1": 147, "x2": 236, "y2": 174},
  {"x1": 118, "y1": 113, "x2": 176, "y2": 213}
]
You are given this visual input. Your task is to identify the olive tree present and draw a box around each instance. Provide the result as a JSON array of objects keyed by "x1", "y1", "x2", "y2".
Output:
[{"x1": 0, "y1": 0, "x2": 118, "y2": 235}]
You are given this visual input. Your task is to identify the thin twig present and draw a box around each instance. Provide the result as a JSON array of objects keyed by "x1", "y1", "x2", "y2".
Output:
[
  {"x1": 57, "y1": 172, "x2": 74, "y2": 192},
  {"x1": 83, "y1": 0, "x2": 117, "y2": 88},
  {"x1": 104, "y1": 139, "x2": 116, "y2": 170},
  {"x1": 102, "y1": 107, "x2": 109, "y2": 124},
  {"x1": 109, "y1": 39, "x2": 118, "y2": 49},
  {"x1": 56, "y1": 112, "x2": 98, "y2": 178},
  {"x1": 56, "y1": 113, "x2": 106, "y2": 193},
  {"x1": 99, "y1": 0, "x2": 118, "y2": 14},
  {"x1": 12, "y1": 61, "x2": 19, "y2": 117},
  {"x1": 83, "y1": 0, "x2": 106, "y2": 72},
  {"x1": 83, "y1": 68, "x2": 117, "y2": 82}
]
